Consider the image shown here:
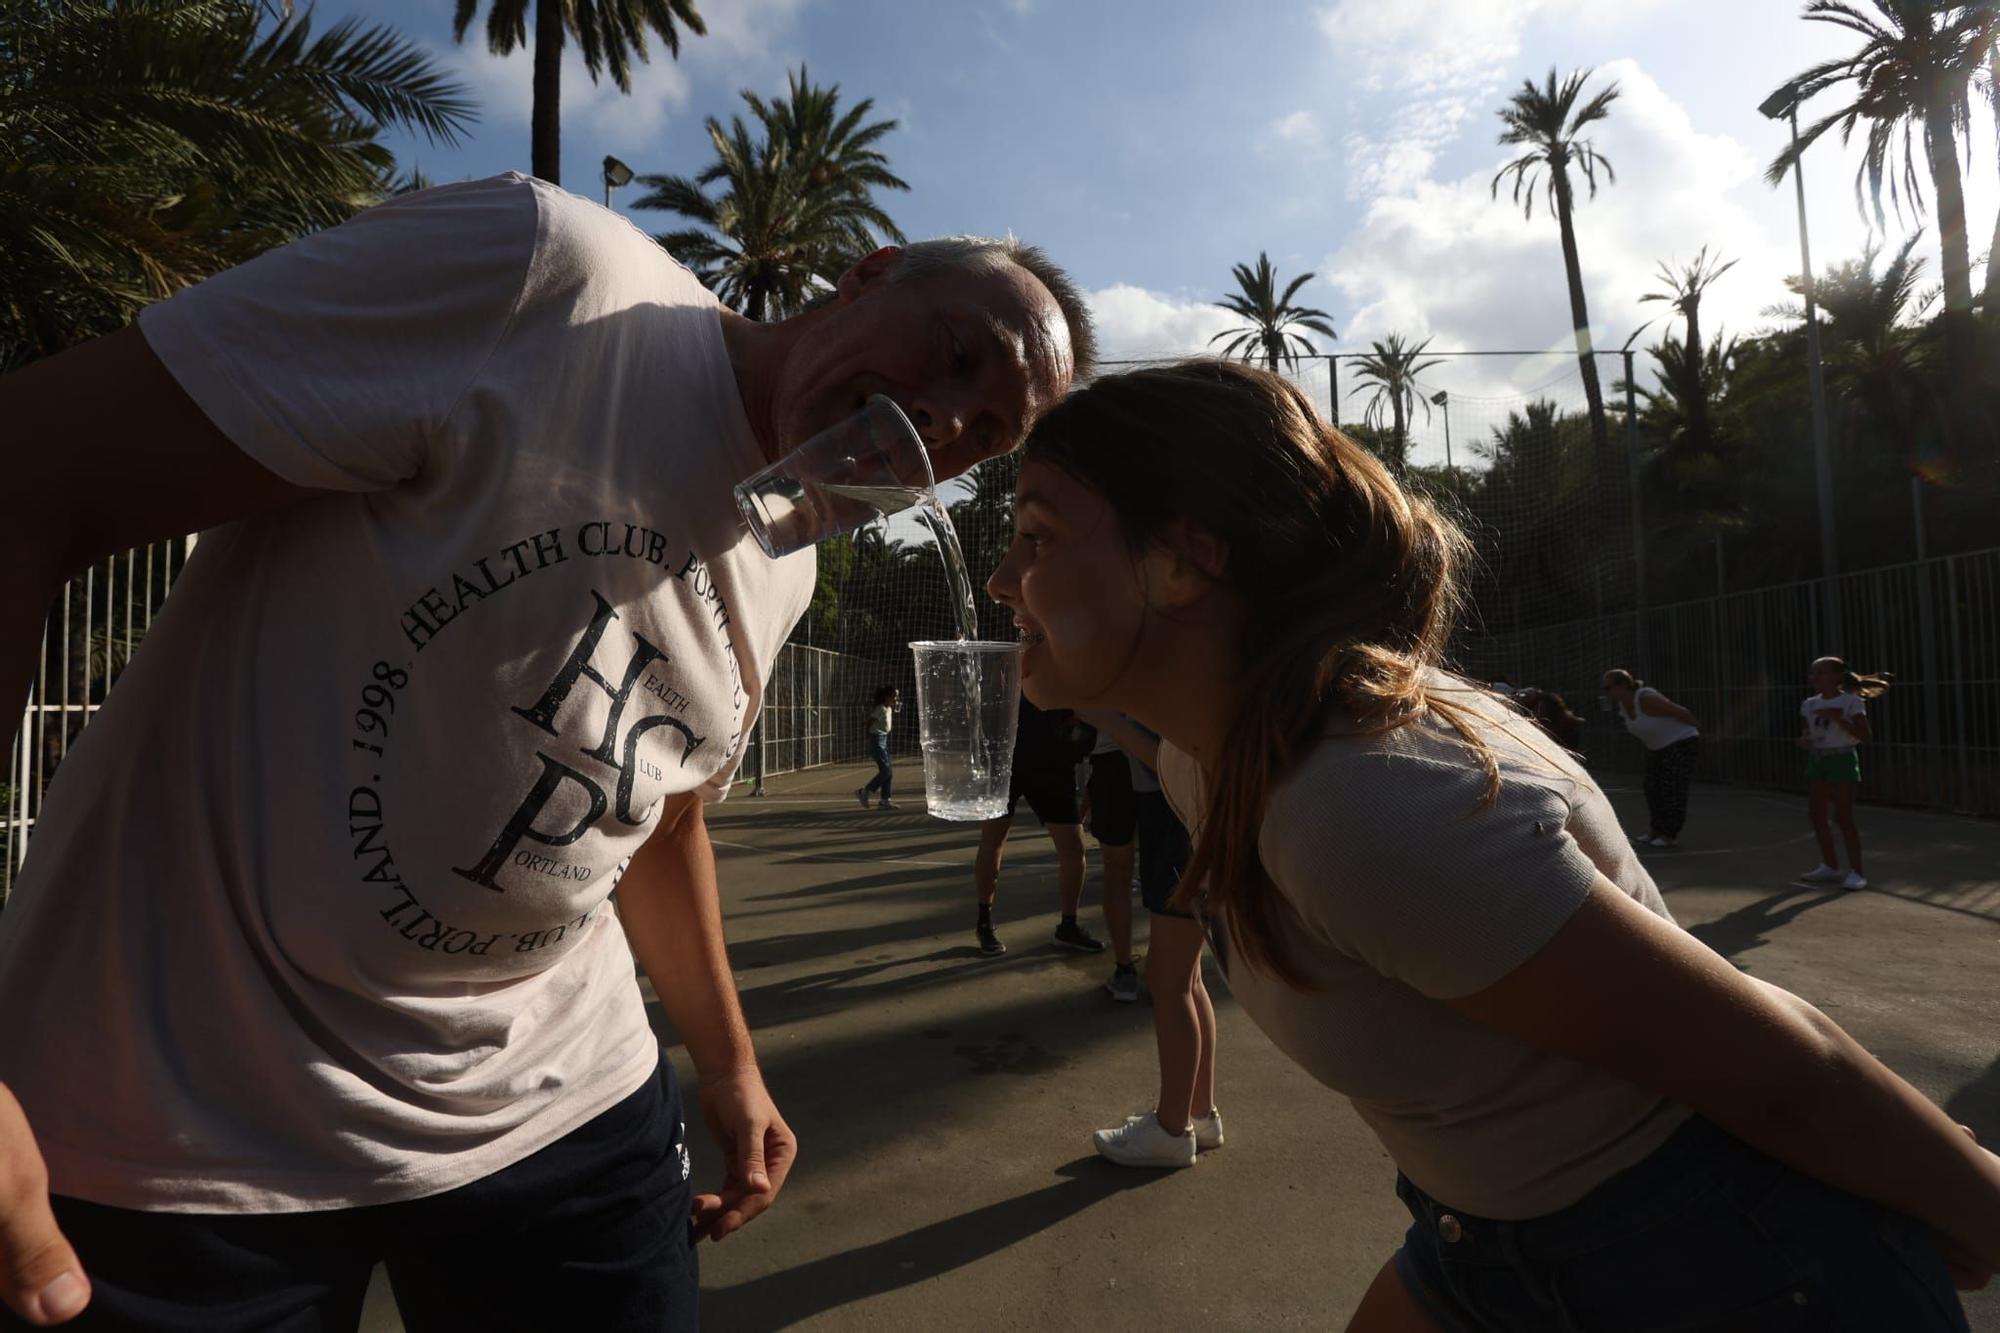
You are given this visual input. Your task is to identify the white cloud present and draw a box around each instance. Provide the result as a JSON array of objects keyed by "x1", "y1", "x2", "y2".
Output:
[
  {"x1": 1084, "y1": 284, "x2": 1239, "y2": 363},
  {"x1": 1318, "y1": 0, "x2": 1667, "y2": 198},
  {"x1": 1266, "y1": 110, "x2": 1327, "y2": 157},
  {"x1": 439, "y1": 39, "x2": 693, "y2": 156}
]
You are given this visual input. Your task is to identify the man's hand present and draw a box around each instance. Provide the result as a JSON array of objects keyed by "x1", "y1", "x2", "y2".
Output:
[
  {"x1": 689, "y1": 1068, "x2": 795, "y2": 1242},
  {"x1": 0, "y1": 1085, "x2": 88, "y2": 1325}
]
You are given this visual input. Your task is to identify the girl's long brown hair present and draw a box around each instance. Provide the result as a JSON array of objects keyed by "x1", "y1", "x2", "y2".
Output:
[
  {"x1": 1021, "y1": 359, "x2": 1489, "y2": 989},
  {"x1": 1813, "y1": 656, "x2": 1895, "y2": 699}
]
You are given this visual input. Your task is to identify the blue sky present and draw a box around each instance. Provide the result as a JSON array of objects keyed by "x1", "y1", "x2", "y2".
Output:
[{"x1": 336, "y1": 0, "x2": 1995, "y2": 463}]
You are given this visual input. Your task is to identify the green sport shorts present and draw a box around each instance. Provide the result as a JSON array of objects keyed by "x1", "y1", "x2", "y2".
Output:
[{"x1": 1806, "y1": 749, "x2": 1861, "y2": 783}]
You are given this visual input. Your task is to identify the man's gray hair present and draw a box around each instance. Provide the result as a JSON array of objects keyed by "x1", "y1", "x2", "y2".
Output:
[{"x1": 885, "y1": 236, "x2": 1098, "y2": 378}]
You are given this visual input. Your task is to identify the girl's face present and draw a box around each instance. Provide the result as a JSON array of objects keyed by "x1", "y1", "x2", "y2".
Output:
[
  {"x1": 986, "y1": 459, "x2": 1152, "y2": 710},
  {"x1": 1809, "y1": 663, "x2": 1842, "y2": 692},
  {"x1": 887, "y1": 690, "x2": 900, "y2": 708},
  {"x1": 1602, "y1": 677, "x2": 1630, "y2": 703}
]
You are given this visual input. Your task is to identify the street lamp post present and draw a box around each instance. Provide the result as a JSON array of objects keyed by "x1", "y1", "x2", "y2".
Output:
[
  {"x1": 602, "y1": 154, "x2": 634, "y2": 210},
  {"x1": 1760, "y1": 80, "x2": 1841, "y2": 647},
  {"x1": 1430, "y1": 389, "x2": 1452, "y2": 470}
]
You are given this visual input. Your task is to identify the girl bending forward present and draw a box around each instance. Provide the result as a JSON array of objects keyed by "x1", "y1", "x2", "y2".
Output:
[{"x1": 985, "y1": 358, "x2": 1991, "y2": 1332}]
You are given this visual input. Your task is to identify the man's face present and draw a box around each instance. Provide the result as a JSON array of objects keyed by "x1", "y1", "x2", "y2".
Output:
[{"x1": 769, "y1": 254, "x2": 1076, "y2": 483}]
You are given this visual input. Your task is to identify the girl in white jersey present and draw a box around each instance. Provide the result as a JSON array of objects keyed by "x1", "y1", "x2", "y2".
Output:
[
  {"x1": 986, "y1": 359, "x2": 1992, "y2": 1332},
  {"x1": 1796, "y1": 656, "x2": 1892, "y2": 890}
]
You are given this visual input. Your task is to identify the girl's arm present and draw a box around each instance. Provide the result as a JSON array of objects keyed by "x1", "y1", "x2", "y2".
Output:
[
  {"x1": 1847, "y1": 715, "x2": 1873, "y2": 745},
  {"x1": 1448, "y1": 876, "x2": 2000, "y2": 1277},
  {"x1": 1638, "y1": 691, "x2": 1698, "y2": 727}
]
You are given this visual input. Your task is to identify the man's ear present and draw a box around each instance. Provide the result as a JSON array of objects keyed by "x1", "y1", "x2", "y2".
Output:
[
  {"x1": 835, "y1": 247, "x2": 904, "y2": 302},
  {"x1": 1144, "y1": 519, "x2": 1228, "y2": 611}
]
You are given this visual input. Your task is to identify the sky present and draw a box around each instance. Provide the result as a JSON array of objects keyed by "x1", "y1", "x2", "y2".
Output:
[{"x1": 335, "y1": 0, "x2": 1997, "y2": 468}]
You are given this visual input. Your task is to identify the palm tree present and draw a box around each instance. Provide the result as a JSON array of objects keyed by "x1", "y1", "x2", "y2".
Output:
[
  {"x1": 740, "y1": 65, "x2": 908, "y2": 273},
  {"x1": 636, "y1": 70, "x2": 907, "y2": 321},
  {"x1": 1640, "y1": 247, "x2": 1739, "y2": 454},
  {"x1": 1492, "y1": 67, "x2": 1621, "y2": 459},
  {"x1": 452, "y1": 0, "x2": 705, "y2": 186},
  {"x1": 1208, "y1": 253, "x2": 1339, "y2": 372},
  {"x1": 1764, "y1": 1, "x2": 1992, "y2": 377},
  {"x1": 2, "y1": 0, "x2": 473, "y2": 370},
  {"x1": 1349, "y1": 334, "x2": 1446, "y2": 472}
]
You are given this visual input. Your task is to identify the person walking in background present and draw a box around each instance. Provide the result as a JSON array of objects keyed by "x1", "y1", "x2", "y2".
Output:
[
  {"x1": 1082, "y1": 711, "x2": 1223, "y2": 1170},
  {"x1": 989, "y1": 359, "x2": 1990, "y2": 1331},
  {"x1": 1084, "y1": 727, "x2": 1142, "y2": 1001},
  {"x1": 1602, "y1": 668, "x2": 1700, "y2": 848},
  {"x1": 972, "y1": 698, "x2": 1103, "y2": 958},
  {"x1": 1797, "y1": 656, "x2": 1893, "y2": 891},
  {"x1": 857, "y1": 685, "x2": 901, "y2": 811}
]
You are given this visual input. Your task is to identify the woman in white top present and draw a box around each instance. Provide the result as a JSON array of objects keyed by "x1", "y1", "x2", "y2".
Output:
[
  {"x1": 856, "y1": 686, "x2": 899, "y2": 811},
  {"x1": 1601, "y1": 668, "x2": 1700, "y2": 847},
  {"x1": 1796, "y1": 656, "x2": 1893, "y2": 890},
  {"x1": 986, "y1": 359, "x2": 1991, "y2": 1332}
]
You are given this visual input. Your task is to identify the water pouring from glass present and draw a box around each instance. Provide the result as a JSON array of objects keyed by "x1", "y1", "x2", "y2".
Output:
[{"x1": 734, "y1": 395, "x2": 1019, "y2": 819}]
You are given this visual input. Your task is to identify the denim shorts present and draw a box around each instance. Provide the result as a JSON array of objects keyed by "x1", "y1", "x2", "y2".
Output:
[{"x1": 1394, "y1": 1115, "x2": 1968, "y2": 1332}]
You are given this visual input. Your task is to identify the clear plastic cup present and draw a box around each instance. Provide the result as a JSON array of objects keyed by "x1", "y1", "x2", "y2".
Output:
[
  {"x1": 735, "y1": 395, "x2": 935, "y2": 559},
  {"x1": 910, "y1": 640, "x2": 1022, "y2": 821}
]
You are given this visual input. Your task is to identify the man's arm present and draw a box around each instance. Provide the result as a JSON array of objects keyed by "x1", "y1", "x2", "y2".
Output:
[
  {"x1": 0, "y1": 327, "x2": 321, "y2": 1326},
  {"x1": 615, "y1": 793, "x2": 794, "y2": 1242}
]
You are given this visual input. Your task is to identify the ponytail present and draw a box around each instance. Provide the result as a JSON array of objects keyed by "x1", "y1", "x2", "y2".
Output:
[{"x1": 1813, "y1": 656, "x2": 1894, "y2": 700}]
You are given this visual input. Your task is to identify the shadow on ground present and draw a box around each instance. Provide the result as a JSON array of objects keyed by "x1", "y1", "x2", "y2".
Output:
[{"x1": 701, "y1": 1157, "x2": 1155, "y2": 1330}]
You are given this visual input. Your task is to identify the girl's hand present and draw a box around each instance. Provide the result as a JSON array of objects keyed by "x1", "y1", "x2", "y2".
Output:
[{"x1": 1795, "y1": 734, "x2": 1812, "y2": 750}]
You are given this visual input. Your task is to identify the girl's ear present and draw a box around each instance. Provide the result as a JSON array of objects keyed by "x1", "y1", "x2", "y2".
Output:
[{"x1": 1142, "y1": 518, "x2": 1228, "y2": 612}]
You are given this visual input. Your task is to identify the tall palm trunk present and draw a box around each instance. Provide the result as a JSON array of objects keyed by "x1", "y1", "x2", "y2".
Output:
[
  {"x1": 1551, "y1": 161, "x2": 1610, "y2": 460},
  {"x1": 1390, "y1": 391, "x2": 1408, "y2": 472},
  {"x1": 1921, "y1": 90, "x2": 1975, "y2": 376},
  {"x1": 531, "y1": 0, "x2": 563, "y2": 183},
  {"x1": 1684, "y1": 295, "x2": 1713, "y2": 452},
  {"x1": 1986, "y1": 45, "x2": 2000, "y2": 319}
]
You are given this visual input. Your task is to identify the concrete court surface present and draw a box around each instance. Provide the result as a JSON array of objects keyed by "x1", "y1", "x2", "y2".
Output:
[{"x1": 362, "y1": 761, "x2": 2000, "y2": 1331}]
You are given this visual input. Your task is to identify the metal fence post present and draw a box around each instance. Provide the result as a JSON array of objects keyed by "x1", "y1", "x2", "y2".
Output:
[
  {"x1": 750, "y1": 717, "x2": 766, "y2": 797},
  {"x1": 1946, "y1": 556, "x2": 1969, "y2": 811},
  {"x1": 1916, "y1": 558, "x2": 1943, "y2": 807},
  {"x1": 1624, "y1": 350, "x2": 1649, "y2": 674}
]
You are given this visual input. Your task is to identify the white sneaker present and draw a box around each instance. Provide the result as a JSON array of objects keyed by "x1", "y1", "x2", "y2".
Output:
[
  {"x1": 1647, "y1": 835, "x2": 1677, "y2": 848},
  {"x1": 1798, "y1": 864, "x2": 1843, "y2": 884},
  {"x1": 1093, "y1": 1111, "x2": 1196, "y2": 1168},
  {"x1": 1842, "y1": 870, "x2": 1868, "y2": 890},
  {"x1": 1120, "y1": 1107, "x2": 1224, "y2": 1151}
]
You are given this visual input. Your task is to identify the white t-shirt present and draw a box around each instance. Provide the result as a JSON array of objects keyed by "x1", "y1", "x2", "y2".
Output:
[
  {"x1": 1619, "y1": 687, "x2": 1700, "y2": 751},
  {"x1": 1801, "y1": 692, "x2": 1867, "y2": 750},
  {"x1": 1158, "y1": 674, "x2": 1688, "y2": 1219},
  {"x1": 869, "y1": 705, "x2": 893, "y2": 735},
  {"x1": 0, "y1": 175, "x2": 814, "y2": 1213}
]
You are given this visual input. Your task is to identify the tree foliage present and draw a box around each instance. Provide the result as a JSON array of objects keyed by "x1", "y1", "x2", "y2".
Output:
[{"x1": 1, "y1": 0, "x2": 473, "y2": 369}]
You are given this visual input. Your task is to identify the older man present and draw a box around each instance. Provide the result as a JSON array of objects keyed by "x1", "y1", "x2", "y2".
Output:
[{"x1": 0, "y1": 173, "x2": 1092, "y2": 1329}]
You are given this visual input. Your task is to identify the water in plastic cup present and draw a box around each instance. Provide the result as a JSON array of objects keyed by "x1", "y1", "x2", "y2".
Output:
[
  {"x1": 910, "y1": 641, "x2": 1021, "y2": 821},
  {"x1": 735, "y1": 395, "x2": 935, "y2": 559}
]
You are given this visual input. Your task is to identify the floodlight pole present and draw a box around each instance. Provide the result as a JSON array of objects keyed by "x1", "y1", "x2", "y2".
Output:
[
  {"x1": 1766, "y1": 94, "x2": 1841, "y2": 647},
  {"x1": 1431, "y1": 389, "x2": 1453, "y2": 470},
  {"x1": 1625, "y1": 349, "x2": 1649, "y2": 675}
]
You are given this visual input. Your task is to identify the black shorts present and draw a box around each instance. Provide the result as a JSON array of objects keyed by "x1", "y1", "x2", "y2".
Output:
[
  {"x1": 1008, "y1": 765, "x2": 1079, "y2": 825},
  {"x1": 1086, "y1": 752, "x2": 1138, "y2": 845},
  {"x1": 25, "y1": 1065, "x2": 698, "y2": 1332},
  {"x1": 1135, "y1": 790, "x2": 1193, "y2": 917}
]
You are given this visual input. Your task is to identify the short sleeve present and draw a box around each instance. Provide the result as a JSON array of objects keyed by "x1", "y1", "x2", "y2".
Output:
[
  {"x1": 1845, "y1": 695, "x2": 1869, "y2": 721},
  {"x1": 1799, "y1": 699, "x2": 1812, "y2": 722},
  {"x1": 1258, "y1": 755, "x2": 1599, "y2": 1000},
  {"x1": 137, "y1": 175, "x2": 538, "y2": 492}
]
